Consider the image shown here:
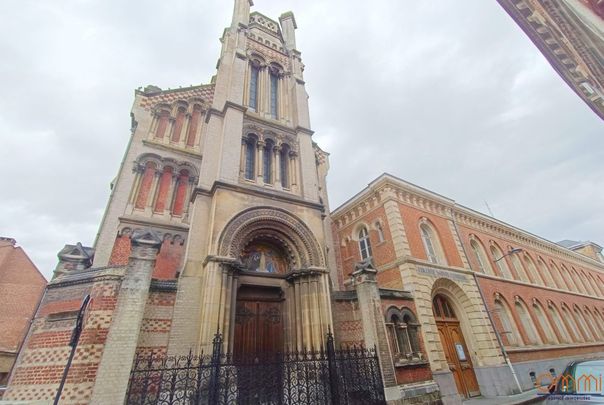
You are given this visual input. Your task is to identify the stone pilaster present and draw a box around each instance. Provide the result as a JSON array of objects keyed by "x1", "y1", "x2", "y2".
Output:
[
  {"x1": 351, "y1": 261, "x2": 397, "y2": 390},
  {"x1": 89, "y1": 229, "x2": 162, "y2": 405}
]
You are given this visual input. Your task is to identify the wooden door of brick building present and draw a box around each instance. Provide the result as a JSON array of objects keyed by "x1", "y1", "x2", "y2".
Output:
[{"x1": 433, "y1": 294, "x2": 480, "y2": 398}]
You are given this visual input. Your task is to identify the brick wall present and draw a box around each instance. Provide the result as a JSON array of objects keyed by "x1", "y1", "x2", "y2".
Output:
[
  {"x1": 0, "y1": 242, "x2": 46, "y2": 354},
  {"x1": 5, "y1": 274, "x2": 121, "y2": 404},
  {"x1": 397, "y1": 203, "x2": 463, "y2": 268},
  {"x1": 332, "y1": 299, "x2": 365, "y2": 347},
  {"x1": 337, "y1": 206, "x2": 396, "y2": 278},
  {"x1": 135, "y1": 290, "x2": 177, "y2": 358},
  {"x1": 109, "y1": 235, "x2": 185, "y2": 280},
  {"x1": 479, "y1": 276, "x2": 604, "y2": 361}
]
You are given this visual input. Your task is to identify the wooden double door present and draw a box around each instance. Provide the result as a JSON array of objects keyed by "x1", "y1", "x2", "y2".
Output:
[
  {"x1": 433, "y1": 295, "x2": 480, "y2": 398},
  {"x1": 234, "y1": 285, "x2": 284, "y2": 359}
]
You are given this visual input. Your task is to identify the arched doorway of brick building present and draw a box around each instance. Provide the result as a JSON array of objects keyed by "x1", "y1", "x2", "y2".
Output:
[{"x1": 432, "y1": 294, "x2": 481, "y2": 398}]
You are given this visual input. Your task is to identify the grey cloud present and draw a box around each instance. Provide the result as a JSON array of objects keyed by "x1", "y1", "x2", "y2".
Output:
[{"x1": 0, "y1": 0, "x2": 601, "y2": 280}]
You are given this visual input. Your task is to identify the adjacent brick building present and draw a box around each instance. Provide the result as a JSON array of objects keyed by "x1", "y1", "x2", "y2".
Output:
[
  {"x1": 331, "y1": 173, "x2": 604, "y2": 403},
  {"x1": 496, "y1": 0, "x2": 604, "y2": 119},
  {"x1": 0, "y1": 238, "x2": 46, "y2": 398}
]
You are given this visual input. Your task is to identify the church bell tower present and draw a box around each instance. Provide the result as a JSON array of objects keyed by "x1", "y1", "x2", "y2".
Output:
[{"x1": 92, "y1": 0, "x2": 337, "y2": 357}]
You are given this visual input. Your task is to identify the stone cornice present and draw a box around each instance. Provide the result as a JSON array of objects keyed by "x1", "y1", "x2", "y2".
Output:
[
  {"x1": 453, "y1": 205, "x2": 604, "y2": 275},
  {"x1": 118, "y1": 215, "x2": 190, "y2": 233},
  {"x1": 332, "y1": 173, "x2": 454, "y2": 229},
  {"x1": 496, "y1": 0, "x2": 604, "y2": 119},
  {"x1": 332, "y1": 173, "x2": 604, "y2": 275},
  {"x1": 141, "y1": 140, "x2": 203, "y2": 160},
  {"x1": 475, "y1": 272, "x2": 604, "y2": 302},
  {"x1": 243, "y1": 114, "x2": 301, "y2": 136},
  {"x1": 48, "y1": 266, "x2": 125, "y2": 288},
  {"x1": 192, "y1": 180, "x2": 324, "y2": 211}
]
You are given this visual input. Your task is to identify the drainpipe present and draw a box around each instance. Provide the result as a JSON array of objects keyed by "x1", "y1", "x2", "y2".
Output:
[{"x1": 449, "y1": 208, "x2": 523, "y2": 394}]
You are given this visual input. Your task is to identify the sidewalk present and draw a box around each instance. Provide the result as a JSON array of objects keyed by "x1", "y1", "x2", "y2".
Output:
[{"x1": 463, "y1": 388, "x2": 545, "y2": 405}]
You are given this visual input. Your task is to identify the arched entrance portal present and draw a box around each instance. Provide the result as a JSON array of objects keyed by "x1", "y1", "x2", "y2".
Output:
[
  {"x1": 234, "y1": 238, "x2": 289, "y2": 359},
  {"x1": 432, "y1": 294, "x2": 480, "y2": 398},
  {"x1": 204, "y1": 207, "x2": 332, "y2": 355}
]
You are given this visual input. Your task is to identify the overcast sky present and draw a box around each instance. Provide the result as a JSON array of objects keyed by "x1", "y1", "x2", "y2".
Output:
[{"x1": 0, "y1": 0, "x2": 602, "y2": 281}]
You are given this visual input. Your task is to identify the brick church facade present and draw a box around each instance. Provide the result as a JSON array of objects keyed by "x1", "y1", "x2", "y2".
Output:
[{"x1": 3, "y1": 1, "x2": 604, "y2": 404}]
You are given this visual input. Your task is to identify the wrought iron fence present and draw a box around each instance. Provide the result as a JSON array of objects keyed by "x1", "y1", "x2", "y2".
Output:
[{"x1": 126, "y1": 333, "x2": 385, "y2": 405}]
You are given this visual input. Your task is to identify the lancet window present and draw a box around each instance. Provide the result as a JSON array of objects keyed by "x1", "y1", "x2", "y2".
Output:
[
  {"x1": 130, "y1": 154, "x2": 198, "y2": 219},
  {"x1": 385, "y1": 307, "x2": 422, "y2": 362},
  {"x1": 150, "y1": 101, "x2": 205, "y2": 149}
]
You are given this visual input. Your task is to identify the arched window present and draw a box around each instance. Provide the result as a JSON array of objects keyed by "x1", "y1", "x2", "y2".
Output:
[
  {"x1": 592, "y1": 308, "x2": 604, "y2": 338},
  {"x1": 524, "y1": 255, "x2": 544, "y2": 285},
  {"x1": 358, "y1": 227, "x2": 372, "y2": 261},
  {"x1": 154, "y1": 109, "x2": 170, "y2": 139},
  {"x1": 598, "y1": 277, "x2": 604, "y2": 295},
  {"x1": 186, "y1": 104, "x2": 202, "y2": 147},
  {"x1": 590, "y1": 274, "x2": 604, "y2": 296},
  {"x1": 385, "y1": 307, "x2": 422, "y2": 362},
  {"x1": 571, "y1": 267, "x2": 588, "y2": 294},
  {"x1": 154, "y1": 166, "x2": 174, "y2": 213},
  {"x1": 249, "y1": 64, "x2": 260, "y2": 109},
  {"x1": 269, "y1": 69, "x2": 279, "y2": 119},
  {"x1": 515, "y1": 299, "x2": 542, "y2": 345},
  {"x1": 537, "y1": 258, "x2": 555, "y2": 288},
  {"x1": 171, "y1": 106, "x2": 186, "y2": 143},
  {"x1": 263, "y1": 139, "x2": 273, "y2": 184},
  {"x1": 135, "y1": 161, "x2": 158, "y2": 209},
  {"x1": 241, "y1": 239, "x2": 289, "y2": 274},
  {"x1": 583, "y1": 308, "x2": 603, "y2": 341},
  {"x1": 376, "y1": 222, "x2": 385, "y2": 243},
  {"x1": 494, "y1": 298, "x2": 523, "y2": 346},
  {"x1": 280, "y1": 144, "x2": 289, "y2": 188},
  {"x1": 561, "y1": 265, "x2": 579, "y2": 292},
  {"x1": 574, "y1": 306, "x2": 595, "y2": 341},
  {"x1": 533, "y1": 300, "x2": 558, "y2": 344},
  {"x1": 244, "y1": 136, "x2": 256, "y2": 180},
  {"x1": 580, "y1": 270, "x2": 596, "y2": 296},
  {"x1": 511, "y1": 253, "x2": 530, "y2": 283},
  {"x1": 550, "y1": 262, "x2": 567, "y2": 290},
  {"x1": 561, "y1": 304, "x2": 583, "y2": 342},
  {"x1": 172, "y1": 169, "x2": 190, "y2": 217},
  {"x1": 470, "y1": 238, "x2": 493, "y2": 275},
  {"x1": 491, "y1": 244, "x2": 513, "y2": 279},
  {"x1": 420, "y1": 223, "x2": 445, "y2": 265},
  {"x1": 432, "y1": 294, "x2": 456, "y2": 320},
  {"x1": 548, "y1": 303, "x2": 572, "y2": 344}
]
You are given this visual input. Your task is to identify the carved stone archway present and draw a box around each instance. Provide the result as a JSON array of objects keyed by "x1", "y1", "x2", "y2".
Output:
[
  {"x1": 198, "y1": 207, "x2": 331, "y2": 353},
  {"x1": 218, "y1": 206, "x2": 325, "y2": 270}
]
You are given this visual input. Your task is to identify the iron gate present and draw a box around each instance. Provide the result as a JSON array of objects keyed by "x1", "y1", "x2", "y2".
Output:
[{"x1": 126, "y1": 333, "x2": 386, "y2": 405}]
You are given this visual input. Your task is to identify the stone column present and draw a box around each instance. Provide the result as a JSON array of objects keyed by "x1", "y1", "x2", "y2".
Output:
[
  {"x1": 89, "y1": 229, "x2": 162, "y2": 405},
  {"x1": 257, "y1": 140, "x2": 265, "y2": 183},
  {"x1": 352, "y1": 261, "x2": 398, "y2": 395}
]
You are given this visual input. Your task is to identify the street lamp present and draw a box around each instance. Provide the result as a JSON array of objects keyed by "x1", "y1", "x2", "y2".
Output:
[{"x1": 494, "y1": 247, "x2": 524, "y2": 263}]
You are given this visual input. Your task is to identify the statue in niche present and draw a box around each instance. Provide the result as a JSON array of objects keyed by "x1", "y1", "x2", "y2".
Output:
[{"x1": 241, "y1": 242, "x2": 286, "y2": 274}]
